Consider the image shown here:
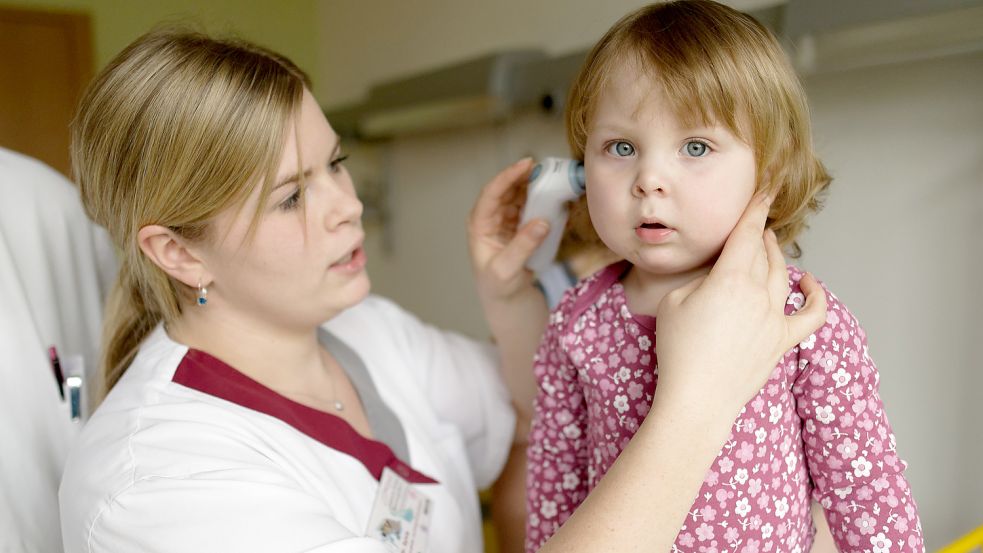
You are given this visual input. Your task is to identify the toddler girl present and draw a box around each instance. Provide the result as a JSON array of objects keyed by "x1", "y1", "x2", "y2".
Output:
[{"x1": 525, "y1": 2, "x2": 924, "y2": 552}]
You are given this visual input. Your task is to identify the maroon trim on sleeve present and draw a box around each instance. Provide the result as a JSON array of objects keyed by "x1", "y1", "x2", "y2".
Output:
[{"x1": 173, "y1": 348, "x2": 437, "y2": 485}]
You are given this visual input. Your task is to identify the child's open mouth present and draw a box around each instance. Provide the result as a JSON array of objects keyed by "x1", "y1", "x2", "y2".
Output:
[{"x1": 635, "y1": 221, "x2": 674, "y2": 243}]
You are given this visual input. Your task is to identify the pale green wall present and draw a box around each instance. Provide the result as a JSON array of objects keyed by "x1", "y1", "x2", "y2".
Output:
[{"x1": 3, "y1": 0, "x2": 322, "y2": 96}]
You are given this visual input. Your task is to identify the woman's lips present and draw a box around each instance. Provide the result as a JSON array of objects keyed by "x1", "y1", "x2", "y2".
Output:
[{"x1": 329, "y1": 246, "x2": 366, "y2": 273}]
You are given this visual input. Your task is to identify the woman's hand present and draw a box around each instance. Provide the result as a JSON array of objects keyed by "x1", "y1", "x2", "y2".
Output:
[
  {"x1": 467, "y1": 158, "x2": 551, "y2": 440},
  {"x1": 468, "y1": 157, "x2": 548, "y2": 302},
  {"x1": 655, "y1": 192, "x2": 828, "y2": 413}
]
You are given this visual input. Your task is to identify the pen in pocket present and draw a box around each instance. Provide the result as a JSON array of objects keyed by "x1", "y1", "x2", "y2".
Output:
[{"x1": 49, "y1": 346, "x2": 66, "y2": 401}]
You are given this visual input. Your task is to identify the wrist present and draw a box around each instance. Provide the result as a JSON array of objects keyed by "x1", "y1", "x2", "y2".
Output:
[
  {"x1": 480, "y1": 287, "x2": 546, "y2": 331},
  {"x1": 478, "y1": 279, "x2": 540, "y2": 307},
  {"x1": 651, "y1": 377, "x2": 744, "y2": 438}
]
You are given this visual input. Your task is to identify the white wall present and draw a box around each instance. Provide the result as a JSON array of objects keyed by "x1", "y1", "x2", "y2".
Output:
[
  {"x1": 319, "y1": 3, "x2": 983, "y2": 549},
  {"x1": 799, "y1": 52, "x2": 983, "y2": 546},
  {"x1": 355, "y1": 109, "x2": 570, "y2": 339},
  {"x1": 316, "y1": 0, "x2": 781, "y2": 107}
]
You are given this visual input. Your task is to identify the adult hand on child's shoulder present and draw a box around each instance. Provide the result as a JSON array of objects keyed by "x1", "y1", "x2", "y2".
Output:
[{"x1": 655, "y1": 193, "x2": 828, "y2": 413}]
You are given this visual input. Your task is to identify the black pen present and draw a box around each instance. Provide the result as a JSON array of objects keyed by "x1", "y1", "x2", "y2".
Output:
[{"x1": 49, "y1": 346, "x2": 65, "y2": 401}]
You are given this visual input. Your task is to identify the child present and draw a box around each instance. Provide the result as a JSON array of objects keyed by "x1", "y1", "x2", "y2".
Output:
[{"x1": 524, "y1": 2, "x2": 924, "y2": 552}]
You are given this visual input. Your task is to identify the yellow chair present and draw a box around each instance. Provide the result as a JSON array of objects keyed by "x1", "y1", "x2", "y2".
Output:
[{"x1": 938, "y1": 525, "x2": 983, "y2": 553}]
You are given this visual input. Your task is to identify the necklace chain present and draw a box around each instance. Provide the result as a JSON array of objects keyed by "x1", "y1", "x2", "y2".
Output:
[{"x1": 323, "y1": 351, "x2": 344, "y2": 412}]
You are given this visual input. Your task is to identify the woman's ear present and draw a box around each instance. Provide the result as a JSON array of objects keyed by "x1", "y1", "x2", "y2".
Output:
[{"x1": 136, "y1": 225, "x2": 212, "y2": 288}]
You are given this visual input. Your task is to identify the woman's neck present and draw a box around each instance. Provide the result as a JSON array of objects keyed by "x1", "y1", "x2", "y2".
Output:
[
  {"x1": 166, "y1": 303, "x2": 325, "y2": 393},
  {"x1": 622, "y1": 263, "x2": 713, "y2": 318}
]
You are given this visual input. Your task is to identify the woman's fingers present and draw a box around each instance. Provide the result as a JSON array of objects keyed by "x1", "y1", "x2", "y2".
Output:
[
  {"x1": 468, "y1": 158, "x2": 534, "y2": 238},
  {"x1": 488, "y1": 219, "x2": 550, "y2": 288},
  {"x1": 764, "y1": 229, "x2": 790, "y2": 304},
  {"x1": 713, "y1": 193, "x2": 772, "y2": 276},
  {"x1": 469, "y1": 158, "x2": 551, "y2": 302},
  {"x1": 785, "y1": 272, "x2": 828, "y2": 350}
]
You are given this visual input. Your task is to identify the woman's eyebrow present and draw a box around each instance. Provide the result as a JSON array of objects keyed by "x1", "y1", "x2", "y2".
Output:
[
  {"x1": 274, "y1": 138, "x2": 341, "y2": 189},
  {"x1": 275, "y1": 169, "x2": 311, "y2": 189}
]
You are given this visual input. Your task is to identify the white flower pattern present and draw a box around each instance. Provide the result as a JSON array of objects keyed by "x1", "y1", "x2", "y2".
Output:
[{"x1": 525, "y1": 263, "x2": 924, "y2": 553}]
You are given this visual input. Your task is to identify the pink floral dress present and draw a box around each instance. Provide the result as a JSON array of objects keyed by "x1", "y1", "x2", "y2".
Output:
[{"x1": 525, "y1": 262, "x2": 923, "y2": 553}]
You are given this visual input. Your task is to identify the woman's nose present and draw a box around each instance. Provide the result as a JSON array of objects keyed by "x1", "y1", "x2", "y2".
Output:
[{"x1": 324, "y1": 182, "x2": 363, "y2": 229}]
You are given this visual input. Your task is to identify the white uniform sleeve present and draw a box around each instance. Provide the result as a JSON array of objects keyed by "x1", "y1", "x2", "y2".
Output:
[
  {"x1": 79, "y1": 469, "x2": 388, "y2": 553},
  {"x1": 364, "y1": 296, "x2": 516, "y2": 489}
]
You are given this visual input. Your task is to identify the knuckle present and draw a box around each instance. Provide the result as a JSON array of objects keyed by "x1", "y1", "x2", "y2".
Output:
[{"x1": 489, "y1": 260, "x2": 512, "y2": 283}]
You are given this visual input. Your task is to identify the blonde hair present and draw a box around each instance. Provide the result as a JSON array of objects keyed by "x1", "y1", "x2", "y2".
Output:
[
  {"x1": 71, "y1": 29, "x2": 310, "y2": 393},
  {"x1": 565, "y1": 0, "x2": 830, "y2": 256}
]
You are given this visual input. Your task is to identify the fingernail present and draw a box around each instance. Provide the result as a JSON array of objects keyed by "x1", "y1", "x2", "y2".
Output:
[
  {"x1": 531, "y1": 220, "x2": 549, "y2": 237},
  {"x1": 516, "y1": 156, "x2": 533, "y2": 166}
]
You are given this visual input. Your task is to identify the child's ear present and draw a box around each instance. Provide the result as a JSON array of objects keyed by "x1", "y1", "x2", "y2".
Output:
[{"x1": 136, "y1": 225, "x2": 212, "y2": 289}]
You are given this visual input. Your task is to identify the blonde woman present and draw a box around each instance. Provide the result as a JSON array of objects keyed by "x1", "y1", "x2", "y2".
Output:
[{"x1": 59, "y1": 30, "x2": 825, "y2": 552}]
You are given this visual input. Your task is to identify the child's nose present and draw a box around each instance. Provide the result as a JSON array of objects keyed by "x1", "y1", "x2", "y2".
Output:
[{"x1": 632, "y1": 167, "x2": 669, "y2": 198}]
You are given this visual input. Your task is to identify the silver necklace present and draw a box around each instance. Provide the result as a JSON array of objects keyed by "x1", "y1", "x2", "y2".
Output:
[{"x1": 323, "y1": 351, "x2": 345, "y2": 412}]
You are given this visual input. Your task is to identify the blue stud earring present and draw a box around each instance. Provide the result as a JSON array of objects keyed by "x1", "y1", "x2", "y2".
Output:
[{"x1": 196, "y1": 280, "x2": 208, "y2": 306}]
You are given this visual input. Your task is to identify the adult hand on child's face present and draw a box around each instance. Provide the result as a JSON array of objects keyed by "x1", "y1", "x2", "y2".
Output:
[
  {"x1": 654, "y1": 193, "x2": 828, "y2": 413},
  {"x1": 468, "y1": 158, "x2": 550, "y2": 302}
]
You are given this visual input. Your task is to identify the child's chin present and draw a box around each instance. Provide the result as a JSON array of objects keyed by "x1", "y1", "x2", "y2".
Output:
[{"x1": 633, "y1": 253, "x2": 715, "y2": 276}]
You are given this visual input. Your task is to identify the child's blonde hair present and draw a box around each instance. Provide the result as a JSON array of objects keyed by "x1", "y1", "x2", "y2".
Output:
[
  {"x1": 71, "y1": 29, "x2": 310, "y2": 393},
  {"x1": 565, "y1": 0, "x2": 830, "y2": 257}
]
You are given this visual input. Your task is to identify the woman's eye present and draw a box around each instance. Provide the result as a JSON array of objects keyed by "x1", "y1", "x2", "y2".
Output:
[
  {"x1": 280, "y1": 188, "x2": 302, "y2": 211},
  {"x1": 606, "y1": 141, "x2": 635, "y2": 157},
  {"x1": 684, "y1": 141, "x2": 710, "y2": 157},
  {"x1": 329, "y1": 154, "x2": 349, "y2": 173}
]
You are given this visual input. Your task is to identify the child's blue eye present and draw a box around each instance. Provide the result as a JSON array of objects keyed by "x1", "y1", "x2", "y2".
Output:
[
  {"x1": 606, "y1": 141, "x2": 635, "y2": 157},
  {"x1": 684, "y1": 141, "x2": 709, "y2": 157}
]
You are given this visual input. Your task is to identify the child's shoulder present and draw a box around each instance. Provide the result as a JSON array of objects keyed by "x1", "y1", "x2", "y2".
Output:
[
  {"x1": 785, "y1": 264, "x2": 842, "y2": 308},
  {"x1": 784, "y1": 264, "x2": 865, "y2": 344},
  {"x1": 549, "y1": 260, "x2": 630, "y2": 329}
]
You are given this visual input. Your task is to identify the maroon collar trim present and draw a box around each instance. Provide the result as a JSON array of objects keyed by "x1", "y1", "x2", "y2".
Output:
[
  {"x1": 568, "y1": 260, "x2": 657, "y2": 332},
  {"x1": 173, "y1": 348, "x2": 437, "y2": 485}
]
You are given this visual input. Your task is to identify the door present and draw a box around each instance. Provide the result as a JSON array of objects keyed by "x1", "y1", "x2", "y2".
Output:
[{"x1": 0, "y1": 7, "x2": 92, "y2": 178}]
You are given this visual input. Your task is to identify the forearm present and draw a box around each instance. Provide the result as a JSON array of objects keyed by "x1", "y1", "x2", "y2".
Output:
[
  {"x1": 481, "y1": 286, "x2": 548, "y2": 438},
  {"x1": 491, "y1": 441, "x2": 529, "y2": 553},
  {"x1": 538, "y1": 391, "x2": 741, "y2": 552}
]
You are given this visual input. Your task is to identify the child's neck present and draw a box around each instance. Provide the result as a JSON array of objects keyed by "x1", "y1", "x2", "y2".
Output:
[{"x1": 621, "y1": 262, "x2": 713, "y2": 317}]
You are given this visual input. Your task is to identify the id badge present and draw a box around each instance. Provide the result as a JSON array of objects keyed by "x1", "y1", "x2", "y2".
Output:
[{"x1": 365, "y1": 467, "x2": 433, "y2": 552}]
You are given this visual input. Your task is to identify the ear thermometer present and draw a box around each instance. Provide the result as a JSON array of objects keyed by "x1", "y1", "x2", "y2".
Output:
[{"x1": 519, "y1": 157, "x2": 586, "y2": 274}]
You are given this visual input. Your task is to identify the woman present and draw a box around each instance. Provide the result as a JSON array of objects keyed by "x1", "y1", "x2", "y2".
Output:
[{"x1": 59, "y1": 30, "x2": 825, "y2": 552}]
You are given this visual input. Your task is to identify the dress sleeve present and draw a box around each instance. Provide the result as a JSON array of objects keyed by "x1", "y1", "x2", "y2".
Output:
[
  {"x1": 790, "y1": 283, "x2": 925, "y2": 553},
  {"x1": 524, "y1": 299, "x2": 590, "y2": 553},
  {"x1": 82, "y1": 468, "x2": 389, "y2": 553},
  {"x1": 367, "y1": 296, "x2": 516, "y2": 490}
]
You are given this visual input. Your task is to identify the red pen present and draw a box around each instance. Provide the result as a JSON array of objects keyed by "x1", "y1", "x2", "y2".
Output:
[{"x1": 49, "y1": 346, "x2": 66, "y2": 401}]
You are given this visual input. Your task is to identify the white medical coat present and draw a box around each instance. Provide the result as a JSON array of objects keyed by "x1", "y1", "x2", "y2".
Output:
[
  {"x1": 58, "y1": 295, "x2": 516, "y2": 552},
  {"x1": 1, "y1": 147, "x2": 115, "y2": 553}
]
